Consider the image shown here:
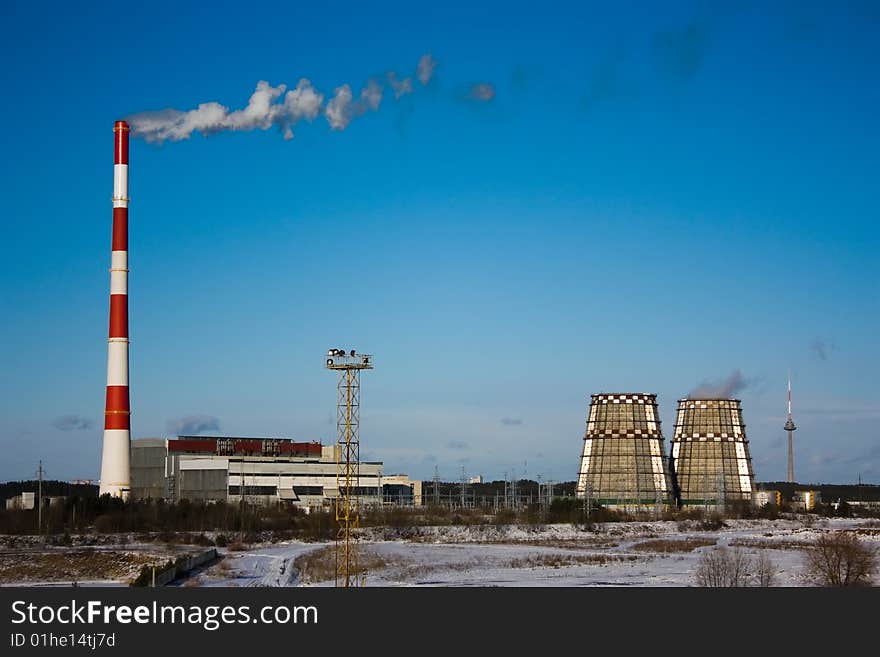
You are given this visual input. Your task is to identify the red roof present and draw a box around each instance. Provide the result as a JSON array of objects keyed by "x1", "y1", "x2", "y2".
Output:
[{"x1": 167, "y1": 437, "x2": 321, "y2": 457}]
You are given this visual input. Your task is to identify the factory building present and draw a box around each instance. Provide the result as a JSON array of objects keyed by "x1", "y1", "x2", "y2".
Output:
[
  {"x1": 792, "y1": 490, "x2": 821, "y2": 511},
  {"x1": 670, "y1": 398, "x2": 755, "y2": 509},
  {"x1": 5, "y1": 492, "x2": 35, "y2": 510},
  {"x1": 381, "y1": 475, "x2": 423, "y2": 506},
  {"x1": 753, "y1": 489, "x2": 781, "y2": 508},
  {"x1": 4, "y1": 493, "x2": 66, "y2": 510},
  {"x1": 130, "y1": 436, "x2": 386, "y2": 509},
  {"x1": 575, "y1": 393, "x2": 675, "y2": 510}
]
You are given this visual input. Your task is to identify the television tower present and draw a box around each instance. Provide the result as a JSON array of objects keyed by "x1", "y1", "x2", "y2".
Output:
[{"x1": 784, "y1": 375, "x2": 797, "y2": 483}]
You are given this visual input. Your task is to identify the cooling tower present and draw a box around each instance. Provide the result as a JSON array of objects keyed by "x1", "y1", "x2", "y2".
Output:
[
  {"x1": 575, "y1": 393, "x2": 674, "y2": 510},
  {"x1": 670, "y1": 398, "x2": 755, "y2": 509}
]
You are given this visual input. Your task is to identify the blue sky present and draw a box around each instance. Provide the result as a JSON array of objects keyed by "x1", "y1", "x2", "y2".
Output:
[{"x1": 1, "y1": 1, "x2": 878, "y2": 485}]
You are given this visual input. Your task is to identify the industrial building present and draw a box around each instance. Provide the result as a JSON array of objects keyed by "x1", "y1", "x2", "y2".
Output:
[
  {"x1": 670, "y1": 398, "x2": 756, "y2": 509},
  {"x1": 130, "y1": 436, "x2": 392, "y2": 509},
  {"x1": 381, "y1": 475, "x2": 423, "y2": 506},
  {"x1": 5, "y1": 492, "x2": 35, "y2": 510},
  {"x1": 575, "y1": 393, "x2": 675, "y2": 510},
  {"x1": 4, "y1": 493, "x2": 66, "y2": 510},
  {"x1": 753, "y1": 489, "x2": 781, "y2": 507},
  {"x1": 792, "y1": 490, "x2": 821, "y2": 511}
]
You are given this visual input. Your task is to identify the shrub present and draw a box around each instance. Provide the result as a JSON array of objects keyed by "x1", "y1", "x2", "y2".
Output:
[
  {"x1": 694, "y1": 546, "x2": 752, "y2": 587},
  {"x1": 754, "y1": 551, "x2": 775, "y2": 587},
  {"x1": 634, "y1": 538, "x2": 716, "y2": 553},
  {"x1": 700, "y1": 514, "x2": 726, "y2": 531},
  {"x1": 804, "y1": 531, "x2": 877, "y2": 587}
]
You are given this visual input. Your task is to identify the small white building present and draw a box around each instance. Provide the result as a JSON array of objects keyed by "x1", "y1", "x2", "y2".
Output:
[
  {"x1": 381, "y1": 475, "x2": 423, "y2": 506},
  {"x1": 792, "y1": 490, "x2": 821, "y2": 511},
  {"x1": 753, "y1": 490, "x2": 780, "y2": 507},
  {"x1": 5, "y1": 492, "x2": 36, "y2": 510}
]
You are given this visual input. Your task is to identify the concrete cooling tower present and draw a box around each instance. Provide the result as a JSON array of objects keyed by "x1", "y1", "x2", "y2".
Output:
[
  {"x1": 575, "y1": 393, "x2": 674, "y2": 511},
  {"x1": 670, "y1": 398, "x2": 755, "y2": 509}
]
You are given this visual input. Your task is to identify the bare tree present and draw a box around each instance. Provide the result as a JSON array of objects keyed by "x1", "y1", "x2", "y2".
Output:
[
  {"x1": 695, "y1": 546, "x2": 752, "y2": 587},
  {"x1": 754, "y1": 550, "x2": 775, "y2": 587},
  {"x1": 805, "y1": 531, "x2": 877, "y2": 587}
]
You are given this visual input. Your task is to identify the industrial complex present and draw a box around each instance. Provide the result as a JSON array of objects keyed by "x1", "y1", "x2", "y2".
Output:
[
  {"x1": 86, "y1": 121, "x2": 835, "y2": 522},
  {"x1": 130, "y1": 435, "x2": 420, "y2": 510},
  {"x1": 118, "y1": 392, "x2": 783, "y2": 513},
  {"x1": 91, "y1": 119, "x2": 820, "y2": 519}
]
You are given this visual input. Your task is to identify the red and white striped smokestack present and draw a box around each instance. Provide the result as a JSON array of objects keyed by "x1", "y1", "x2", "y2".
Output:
[{"x1": 99, "y1": 120, "x2": 131, "y2": 498}]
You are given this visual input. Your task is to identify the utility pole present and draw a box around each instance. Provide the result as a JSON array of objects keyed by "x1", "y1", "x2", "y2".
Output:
[
  {"x1": 433, "y1": 465, "x2": 440, "y2": 506},
  {"x1": 537, "y1": 474, "x2": 543, "y2": 513},
  {"x1": 37, "y1": 460, "x2": 43, "y2": 534},
  {"x1": 584, "y1": 482, "x2": 592, "y2": 521},
  {"x1": 510, "y1": 471, "x2": 517, "y2": 511},
  {"x1": 459, "y1": 466, "x2": 467, "y2": 509}
]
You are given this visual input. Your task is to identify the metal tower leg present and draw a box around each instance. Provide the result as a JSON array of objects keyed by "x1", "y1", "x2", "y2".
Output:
[{"x1": 335, "y1": 367, "x2": 361, "y2": 587}]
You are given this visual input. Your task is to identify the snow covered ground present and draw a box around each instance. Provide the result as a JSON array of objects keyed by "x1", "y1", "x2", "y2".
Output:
[
  {"x1": 192, "y1": 517, "x2": 880, "y2": 587},
  {"x1": 197, "y1": 542, "x2": 325, "y2": 587}
]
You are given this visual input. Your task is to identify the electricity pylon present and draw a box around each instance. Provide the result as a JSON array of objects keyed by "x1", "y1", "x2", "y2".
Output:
[{"x1": 325, "y1": 348, "x2": 373, "y2": 587}]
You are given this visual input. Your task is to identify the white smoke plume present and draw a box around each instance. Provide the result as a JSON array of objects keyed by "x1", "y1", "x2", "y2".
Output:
[
  {"x1": 387, "y1": 72, "x2": 414, "y2": 99},
  {"x1": 417, "y1": 53, "x2": 437, "y2": 85},
  {"x1": 129, "y1": 54, "x2": 436, "y2": 143},
  {"x1": 130, "y1": 79, "x2": 322, "y2": 143},
  {"x1": 688, "y1": 370, "x2": 749, "y2": 399},
  {"x1": 467, "y1": 82, "x2": 496, "y2": 102},
  {"x1": 324, "y1": 84, "x2": 355, "y2": 130},
  {"x1": 324, "y1": 79, "x2": 385, "y2": 130}
]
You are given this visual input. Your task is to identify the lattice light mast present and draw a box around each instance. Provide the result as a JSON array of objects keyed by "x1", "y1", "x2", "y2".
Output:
[
  {"x1": 784, "y1": 375, "x2": 797, "y2": 483},
  {"x1": 325, "y1": 348, "x2": 373, "y2": 587}
]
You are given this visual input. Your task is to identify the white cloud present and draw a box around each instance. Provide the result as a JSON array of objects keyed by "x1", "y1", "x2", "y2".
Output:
[{"x1": 166, "y1": 415, "x2": 221, "y2": 435}]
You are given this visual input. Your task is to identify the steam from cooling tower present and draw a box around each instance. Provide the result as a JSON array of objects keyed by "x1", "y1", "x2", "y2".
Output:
[
  {"x1": 687, "y1": 369, "x2": 748, "y2": 399},
  {"x1": 128, "y1": 53, "x2": 438, "y2": 143}
]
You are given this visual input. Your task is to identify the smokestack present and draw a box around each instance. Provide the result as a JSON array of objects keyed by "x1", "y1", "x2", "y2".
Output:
[{"x1": 99, "y1": 120, "x2": 131, "y2": 498}]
